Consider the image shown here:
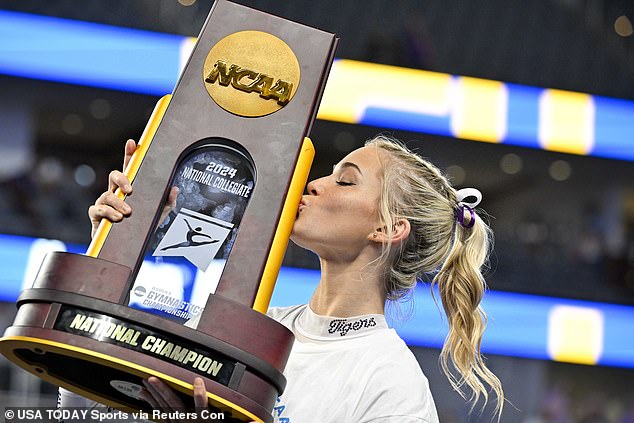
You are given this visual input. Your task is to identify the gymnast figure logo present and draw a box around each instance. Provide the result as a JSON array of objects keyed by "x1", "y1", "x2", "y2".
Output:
[
  {"x1": 160, "y1": 219, "x2": 219, "y2": 251},
  {"x1": 154, "y1": 208, "x2": 234, "y2": 271}
]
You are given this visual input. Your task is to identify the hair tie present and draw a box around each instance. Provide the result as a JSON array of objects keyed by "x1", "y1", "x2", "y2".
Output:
[
  {"x1": 456, "y1": 188, "x2": 482, "y2": 208},
  {"x1": 456, "y1": 188, "x2": 482, "y2": 229},
  {"x1": 457, "y1": 205, "x2": 475, "y2": 228}
]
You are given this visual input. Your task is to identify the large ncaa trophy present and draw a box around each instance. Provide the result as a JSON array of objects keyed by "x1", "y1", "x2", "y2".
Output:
[{"x1": 0, "y1": 1, "x2": 337, "y2": 422}]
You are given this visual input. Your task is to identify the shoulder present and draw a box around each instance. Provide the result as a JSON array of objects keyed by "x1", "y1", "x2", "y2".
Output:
[
  {"x1": 353, "y1": 331, "x2": 439, "y2": 423},
  {"x1": 363, "y1": 330, "x2": 429, "y2": 384},
  {"x1": 266, "y1": 304, "x2": 306, "y2": 326}
]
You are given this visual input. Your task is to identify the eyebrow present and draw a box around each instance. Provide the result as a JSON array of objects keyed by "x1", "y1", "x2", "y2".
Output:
[{"x1": 333, "y1": 161, "x2": 363, "y2": 175}]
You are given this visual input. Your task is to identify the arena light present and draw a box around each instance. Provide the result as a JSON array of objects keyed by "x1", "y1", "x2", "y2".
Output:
[
  {"x1": 2, "y1": 233, "x2": 634, "y2": 368},
  {"x1": 1, "y1": 10, "x2": 634, "y2": 161},
  {"x1": 0, "y1": 10, "x2": 183, "y2": 95},
  {"x1": 2, "y1": 10, "x2": 634, "y2": 161},
  {"x1": 320, "y1": 61, "x2": 634, "y2": 162}
]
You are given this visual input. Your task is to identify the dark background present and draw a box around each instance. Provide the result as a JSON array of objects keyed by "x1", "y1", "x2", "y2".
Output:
[{"x1": 0, "y1": 1, "x2": 633, "y2": 422}]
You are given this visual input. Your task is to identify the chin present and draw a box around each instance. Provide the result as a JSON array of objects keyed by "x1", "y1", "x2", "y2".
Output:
[
  {"x1": 289, "y1": 232, "x2": 305, "y2": 249},
  {"x1": 289, "y1": 230, "x2": 315, "y2": 254}
]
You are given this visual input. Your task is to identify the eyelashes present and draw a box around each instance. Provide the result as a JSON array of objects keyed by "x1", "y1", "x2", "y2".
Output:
[{"x1": 336, "y1": 181, "x2": 355, "y2": 186}]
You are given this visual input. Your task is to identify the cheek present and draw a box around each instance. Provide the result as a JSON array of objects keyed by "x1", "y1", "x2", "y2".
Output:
[
  {"x1": 290, "y1": 196, "x2": 381, "y2": 254},
  {"x1": 346, "y1": 195, "x2": 380, "y2": 221},
  {"x1": 316, "y1": 199, "x2": 376, "y2": 226},
  {"x1": 328, "y1": 195, "x2": 382, "y2": 238},
  {"x1": 292, "y1": 196, "x2": 377, "y2": 233}
]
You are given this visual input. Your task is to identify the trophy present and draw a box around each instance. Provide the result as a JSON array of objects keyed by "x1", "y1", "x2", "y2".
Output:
[{"x1": 0, "y1": 1, "x2": 337, "y2": 422}]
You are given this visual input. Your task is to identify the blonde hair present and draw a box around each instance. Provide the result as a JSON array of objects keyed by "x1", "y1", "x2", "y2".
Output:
[{"x1": 366, "y1": 135, "x2": 504, "y2": 419}]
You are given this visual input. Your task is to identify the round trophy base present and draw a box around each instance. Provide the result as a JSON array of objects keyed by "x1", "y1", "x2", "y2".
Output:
[
  {"x1": 0, "y1": 252, "x2": 294, "y2": 423},
  {"x1": 0, "y1": 331, "x2": 257, "y2": 422},
  {"x1": 0, "y1": 295, "x2": 290, "y2": 423}
]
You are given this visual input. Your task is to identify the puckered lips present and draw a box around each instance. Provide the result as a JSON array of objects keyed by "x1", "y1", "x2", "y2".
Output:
[{"x1": 297, "y1": 197, "x2": 308, "y2": 217}]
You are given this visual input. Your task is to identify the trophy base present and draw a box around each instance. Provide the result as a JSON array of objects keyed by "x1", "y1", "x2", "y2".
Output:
[
  {"x1": 1, "y1": 331, "x2": 251, "y2": 422},
  {"x1": 0, "y1": 252, "x2": 294, "y2": 423}
]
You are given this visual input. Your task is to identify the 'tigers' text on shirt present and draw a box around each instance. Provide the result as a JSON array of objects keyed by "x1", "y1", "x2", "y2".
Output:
[{"x1": 328, "y1": 317, "x2": 377, "y2": 336}]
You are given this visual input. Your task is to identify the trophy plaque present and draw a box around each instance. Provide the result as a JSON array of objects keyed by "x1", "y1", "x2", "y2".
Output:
[{"x1": 0, "y1": 1, "x2": 337, "y2": 422}]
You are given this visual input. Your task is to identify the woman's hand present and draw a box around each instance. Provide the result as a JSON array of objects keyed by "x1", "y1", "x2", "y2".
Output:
[
  {"x1": 140, "y1": 377, "x2": 212, "y2": 423},
  {"x1": 88, "y1": 139, "x2": 178, "y2": 238},
  {"x1": 140, "y1": 376, "x2": 208, "y2": 411},
  {"x1": 88, "y1": 139, "x2": 136, "y2": 238},
  {"x1": 139, "y1": 377, "x2": 257, "y2": 423}
]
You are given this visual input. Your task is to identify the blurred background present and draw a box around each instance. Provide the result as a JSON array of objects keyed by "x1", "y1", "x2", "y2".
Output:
[{"x1": 0, "y1": 0, "x2": 633, "y2": 422}]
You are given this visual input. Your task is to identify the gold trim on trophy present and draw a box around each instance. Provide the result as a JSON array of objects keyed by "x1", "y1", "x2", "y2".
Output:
[{"x1": 253, "y1": 137, "x2": 314, "y2": 313}]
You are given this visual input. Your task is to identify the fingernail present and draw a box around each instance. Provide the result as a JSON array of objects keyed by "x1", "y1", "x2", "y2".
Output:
[
  {"x1": 123, "y1": 204, "x2": 131, "y2": 213},
  {"x1": 124, "y1": 184, "x2": 132, "y2": 192}
]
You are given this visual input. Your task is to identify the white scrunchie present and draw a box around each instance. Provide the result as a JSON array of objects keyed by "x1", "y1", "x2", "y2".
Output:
[{"x1": 456, "y1": 188, "x2": 482, "y2": 208}]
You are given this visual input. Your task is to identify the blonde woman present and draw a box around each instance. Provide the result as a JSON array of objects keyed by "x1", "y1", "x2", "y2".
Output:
[{"x1": 74, "y1": 135, "x2": 504, "y2": 422}]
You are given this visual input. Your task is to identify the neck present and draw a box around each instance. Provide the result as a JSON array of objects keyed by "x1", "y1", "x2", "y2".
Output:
[{"x1": 309, "y1": 256, "x2": 386, "y2": 318}]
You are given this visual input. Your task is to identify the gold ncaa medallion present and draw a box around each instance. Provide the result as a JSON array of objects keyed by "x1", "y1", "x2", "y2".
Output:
[{"x1": 203, "y1": 31, "x2": 301, "y2": 117}]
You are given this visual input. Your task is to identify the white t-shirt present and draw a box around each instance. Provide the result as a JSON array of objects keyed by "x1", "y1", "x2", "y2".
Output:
[
  {"x1": 59, "y1": 305, "x2": 439, "y2": 423},
  {"x1": 267, "y1": 304, "x2": 439, "y2": 423}
]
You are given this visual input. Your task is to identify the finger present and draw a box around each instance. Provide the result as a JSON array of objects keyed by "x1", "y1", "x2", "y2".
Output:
[
  {"x1": 93, "y1": 191, "x2": 132, "y2": 217},
  {"x1": 97, "y1": 191, "x2": 132, "y2": 214},
  {"x1": 158, "y1": 186, "x2": 179, "y2": 224},
  {"x1": 108, "y1": 170, "x2": 133, "y2": 194},
  {"x1": 168, "y1": 186, "x2": 179, "y2": 209},
  {"x1": 143, "y1": 378, "x2": 171, "y2": 412},
  {"x1": 88, "y1": 203, "x2": 123, "y2": 228},
  {"x1": 193, "y1": 378, "x2": 208, "y2": 410},
  {"x1": 88, "y1": 191, "x2": 133, "y2": 239},
  {"x1": 139, "y1": 387, "x2": 160, "y2": 410},
  {"x1": 147, "y1": 377, "x2": 186, "y2": 409},
  {"x1": 123, "y1": 139, "x2": 137, "y2": 171}
]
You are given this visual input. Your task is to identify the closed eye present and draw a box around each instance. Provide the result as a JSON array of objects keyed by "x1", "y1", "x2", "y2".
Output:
[{"x1": 336, "y1": 180, "x2": 355, "y2": 186}]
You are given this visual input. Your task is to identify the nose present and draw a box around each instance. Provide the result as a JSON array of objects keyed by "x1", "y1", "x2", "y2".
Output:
[{"x1": 306, "y1": 177, "x2": 323, "y2": 195}]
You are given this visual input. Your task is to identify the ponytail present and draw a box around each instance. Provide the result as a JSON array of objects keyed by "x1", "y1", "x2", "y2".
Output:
[
  {"x1": 366, "y1": 135, "x2": 504, "y2": 420},
  {"x1": 434, "y1": 210, "x2": 504, "y2": 418}
]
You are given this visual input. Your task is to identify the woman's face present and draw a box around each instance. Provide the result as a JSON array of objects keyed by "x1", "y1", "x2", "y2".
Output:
[{"x1": 291, "y1": 145, "x2": 386, "y2": 261}]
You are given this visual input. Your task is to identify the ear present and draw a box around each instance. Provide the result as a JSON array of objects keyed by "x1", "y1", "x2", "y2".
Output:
[{"x1": 369, "y1": 218, "x2": 411, "y2": 245}]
